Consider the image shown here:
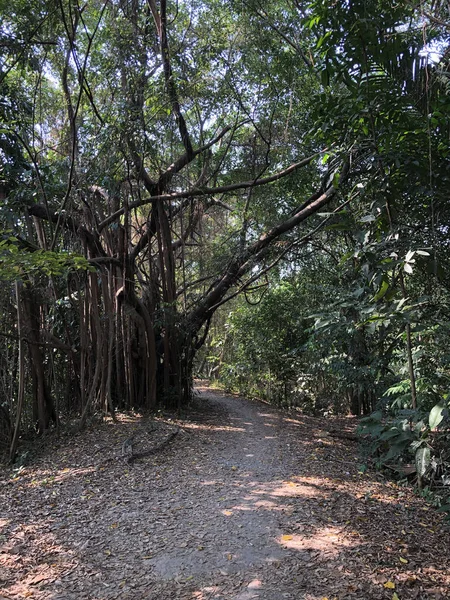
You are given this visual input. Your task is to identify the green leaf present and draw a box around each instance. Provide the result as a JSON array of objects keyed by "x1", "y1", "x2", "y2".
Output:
[
  {"x1": 358, "y1": 411, "x2": 382, "y2": 429},
  {"x1": 404, "y1": 262, "x2": 413, "y2": 274},
  {"x1": 429, "y1": 402, "x2": 445, "y2": 430},
  {"x1": 415, "y1": 446, "x2": 430, "y2": 477},
  {"x1": 384, "y1": 441, "x2": 409, "y2": 461},
  {"x1": 380, "y1": 427, "x2": 402, "y2": 441},
  {"x1": 316, "y1": 31, "x2": 332, "y2": 49},
  {"x1": 410, "y1": 440, "x2": 424, "y2": 452},
  {"x1": 373, "y1": 278, "x2": 389, "y2": 302}
]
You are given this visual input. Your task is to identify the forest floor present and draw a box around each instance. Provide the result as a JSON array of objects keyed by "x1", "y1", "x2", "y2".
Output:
[{"x1": 1, "y1": 384, "x2": 449, "y2": 600}]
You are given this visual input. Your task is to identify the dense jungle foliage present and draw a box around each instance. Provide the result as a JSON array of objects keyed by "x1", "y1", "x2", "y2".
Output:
[{"x1": 1, "y1": 0, "x2": 450, "y2": 502}]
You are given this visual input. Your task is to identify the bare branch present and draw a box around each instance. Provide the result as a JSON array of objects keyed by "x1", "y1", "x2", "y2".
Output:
[
  {"x1": 152, "y1": 124, "x2": 234, "y2": 194},
  {"x1": 50, "y1": 0, "x2": 107, "y2": 250},
  {"x1": 99, "y1": 150, "x2": 324, "y2": 231},
  {"x1": 423, "y1": 11, "x2": 450, "y2": 30},
  {"x1": 147, "y1": 0, "x2": 193, "y2": 157}
]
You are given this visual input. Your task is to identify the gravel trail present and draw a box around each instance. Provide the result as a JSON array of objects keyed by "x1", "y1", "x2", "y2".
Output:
[{"x1": 1, "y1": 385, "x2": 449, "y2": 600}]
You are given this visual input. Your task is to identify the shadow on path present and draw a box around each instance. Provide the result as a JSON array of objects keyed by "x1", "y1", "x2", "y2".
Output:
[{"x1": 0, "y1": 385, "x2": 448, "y2": 599}]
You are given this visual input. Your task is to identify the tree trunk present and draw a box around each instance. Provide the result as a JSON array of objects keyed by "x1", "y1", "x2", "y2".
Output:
[
  {"x1": 9, "y1": 281, "x2": 25, "y2": 461},
  {"x1": 21, "y1": 287, "x2": 56, "y2": 432}
]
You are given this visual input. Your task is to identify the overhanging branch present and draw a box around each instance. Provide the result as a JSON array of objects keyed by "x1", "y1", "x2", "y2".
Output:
[
  {"x1": 98, "y1": 150, "x2": 323, "y2": 231},
  {"x1": 207, "y1": 196, "x2": 353, "y2": 313},
  {"x1": 186, "y1": 157, "x2": 350, "y2": 332}
]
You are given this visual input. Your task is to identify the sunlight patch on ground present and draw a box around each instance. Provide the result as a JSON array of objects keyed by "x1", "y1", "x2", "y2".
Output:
[
  {"x1": 279, "y1": 525, "x2": 354, "y2": 555},
  {"x1": 183, "y1": 423, "x2": 246, "y2": 433},
  {"x1": 102, "y1": 413, "x2": 143, "y2": 425},
  {"x1": 232, "y1": 490, "x2": 291, "y2": 512},
  {"x1": 251, "y1": 498, "x2": 281, "y2": 510},
  {"x1": 0, "y1": 520, "x2": 77, "y2": 600},
  {"x1": 229, "y1": 503, "x2": 254, "y2": 512},
  {"x1": 282, "y1": 416, "x2": 305, "y2": 426},
  {"x1": 270, "y1": 480, "x2": 321, "y2": 498},
  {"x1": 289, "y1": 475, "x2": 334, "y2": 487},
  {"x1": 191, "y1": 586, "x2": 222, "y2": 599},
  {"x1": 21, "y1": 466, "x2": 98, "y2": 488},
  {"x1": 229, "y1": 479, "x2": 318, "y2": 512},
  {"x1": 328, "y1": 479, "x2": 410, "y2": 506}
]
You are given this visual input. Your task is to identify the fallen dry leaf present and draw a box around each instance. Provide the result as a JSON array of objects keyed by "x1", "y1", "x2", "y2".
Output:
[{"x1": 1, "y1": 385, "x2": 449, "y2": 600}]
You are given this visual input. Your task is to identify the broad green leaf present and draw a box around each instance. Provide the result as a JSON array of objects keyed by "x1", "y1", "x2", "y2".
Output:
[
  {"x1": 410, "y1": 440, "x2": 424, "y2": 452},
  {"x1": 429, "y1": 403, "x2": 445, "y2": 430},
  {"x1": 373, "y1": 279, "x2": 389, "y2": 302},
  {"x1": 384, "y1": 440, "x2": 411, "y2": 461},
  {"x1": 404, "y1": 262, "x2": 413, "y2": 274},
  {"x1": 380, "y1": 428, "x2": 402, "y2": 441},
  {"x1": 415, "y1": 447, "x2": 431, "y2": 477}
]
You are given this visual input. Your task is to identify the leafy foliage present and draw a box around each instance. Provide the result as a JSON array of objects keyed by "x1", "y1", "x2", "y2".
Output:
[{"x1": 201, "y1": 1, "x2": 450, "y2": 510}]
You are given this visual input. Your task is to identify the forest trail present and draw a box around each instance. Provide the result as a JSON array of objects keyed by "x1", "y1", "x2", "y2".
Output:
[{"x1": 1, "y1": 385, "x2": 449, "y2": 600}]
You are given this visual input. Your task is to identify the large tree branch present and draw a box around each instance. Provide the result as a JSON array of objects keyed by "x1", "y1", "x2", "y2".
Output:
[
  {"x1": 132, "y1": 8, "x2": 241, "y2": 198},
  {"x1": 423, "y1": 11, "x2": 450, "y2": 30},
  {"x1": 0, "y1": 330, "x2": 73, "y2": 352},
  {"x1": 151, "y1": 124, "x2": 234, "y2": 194},
  {"x1": 127, "y1": 137, "x2": 158, "y2": 192},
  {"x1": 147, "y1": 0, "x2": 193, "y2": 157},
  {"x1": 28, "y1": 205, "x2": 107, "y2": 258},
  {"x1": 186, "y1": 159, "x2": 350, "y2": 332},
  {"x1": 98, "y1": 151, "x2": 322, "y2": 231},
  {"x1": 127, "y1": 119, "x2": 237, "y2": 200},
  {"x1": 207, "y1": 197, "x2": 353, "y2": 312},
  {"x1": 130, "y1": 193, "x2": 232, "y2": 263}
]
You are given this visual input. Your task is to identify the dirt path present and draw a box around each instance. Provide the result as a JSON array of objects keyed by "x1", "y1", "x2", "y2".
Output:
[{"x1": 1, "y1": 386, "x2": 449, "y2": 599}]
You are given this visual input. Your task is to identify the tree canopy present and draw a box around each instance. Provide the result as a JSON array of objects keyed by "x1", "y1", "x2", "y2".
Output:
[{"x1": 1, "y1": 0, "x2": 450, "y2": 466}]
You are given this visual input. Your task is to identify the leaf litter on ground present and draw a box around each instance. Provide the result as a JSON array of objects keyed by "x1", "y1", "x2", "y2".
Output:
[{"x1": 0, "y1": 384, "x2": 449, "y2": 599}]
